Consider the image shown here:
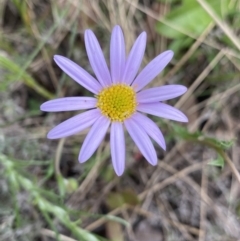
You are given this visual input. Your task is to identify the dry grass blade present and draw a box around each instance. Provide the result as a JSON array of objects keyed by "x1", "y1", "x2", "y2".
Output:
[
  {"x1": 162, "y1": 22, "x2": 215, "y2": 83},
  {"x1": 124, "y1": 0, "x2": 240, "y2": 59},
  {"x1": 188, "y1": 81, "x2": 240, "y2": 115},
  {"x1": 55, "y1": 138, "x2": 66, "y2": 177},
  {"x1": 197, "y1": 0, "x2": 240, "y2": 51},
  {"x1": 27, "y1": 1, "x2": 59, "y2": 90},
  {"x1": 199, "y1": 162, "x2": 208, "y2": 241},
  {"x1": 175, "y1": 50, "x2": 224, "y2": 109},
  {"x1": 139, "y1": 163, "x2": 203, "y2": 200},
  {"x1": 85, "y1": 207, "x2": 124, "y2": 231},
  {"x1": 67, "y1": 144, "x2": 110, "y2": 208},
  {"x1": 219, "y1": 150, "x2": 240, "y2": 185}
]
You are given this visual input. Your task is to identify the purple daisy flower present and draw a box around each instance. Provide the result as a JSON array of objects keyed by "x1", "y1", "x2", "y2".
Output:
[{"x1": 41, "y1": 25, "x2": 188, "y2": 176}]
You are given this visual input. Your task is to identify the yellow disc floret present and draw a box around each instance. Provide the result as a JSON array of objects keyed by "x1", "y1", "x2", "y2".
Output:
[{"x1": 97, "y1": 84, "x2": 137, "y2": 122}]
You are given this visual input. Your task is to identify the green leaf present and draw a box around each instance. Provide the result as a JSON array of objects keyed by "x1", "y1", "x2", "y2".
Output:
[
  {"x1": 106, "y1": 189, "x2": 140, "y2": 209},
  {"x1": 208, "y1": 154, "x2": 224, "y2": 168},
  {"x1": 156, "y1": 0, "x2": 230, "y2": 39},
  {"x1": 220, "y1": 140, "x2": 235, "y2": 149},
  {"x1": 168, "y1": 37, "x2": 193, "y2": 54},
  {"x1": 171, "y1": 123, "x2": 234, "y2": 151},
  {"x1": 121, "y1": 189, "x2": 140, "y2": 206},
  {"x1": 106, "y1": 192, "x2": 125, "y2": 209},
  {"x1": 171, "y1": 124, "x2": 201, "y2": 140}
]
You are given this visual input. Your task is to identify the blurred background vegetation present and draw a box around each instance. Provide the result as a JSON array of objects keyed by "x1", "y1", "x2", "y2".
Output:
[{"x1": 1, "y1": 0, "x2": 240, "y2": 240}]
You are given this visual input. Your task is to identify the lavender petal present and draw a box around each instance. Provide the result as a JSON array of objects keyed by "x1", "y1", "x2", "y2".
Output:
[
  {"x1": 132, "y1": 50, "x2": 174, "y2": 92},
  {"x1": 79, "y1": 115, "x2": 110, "y2": 163},
  {"x1": 47, "y1": 109, "x2": 101, "y2": 139},
  {"x1": 137, "y1": 85, "x2": 187, "y2": 103},
  {"x1": 85, "y1": 30, "x2": 112, "y2": 87},
  {"x1": 110, "y1": 122, "x2": 125, "y2": 176},
  {"x1": 131, "y1": 112, "x2": 166, "y2": 150},
  {"x1": 54, "y1": 55, "x2": 102, "y2": 94},
  {"x1": 40, "y1": 97, "x2": 97, "y2": 112},
  {"x1": 122, "y1": 32, "x2": 146, "y2": 85},
  {"x1": 137, "y1": 103, "x2": 188, "y2": 122},
  {"x1": 124, "y1": 118, "x2": 157, "y2": 166},
  {"x1": 110, "y1": 26, "x2": 125, "y2": 84}
]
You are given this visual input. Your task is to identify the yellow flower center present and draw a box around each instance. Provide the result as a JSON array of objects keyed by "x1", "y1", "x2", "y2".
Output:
[{"x1": 96, "y1": 84, "x2": 137, "y2": 122}]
